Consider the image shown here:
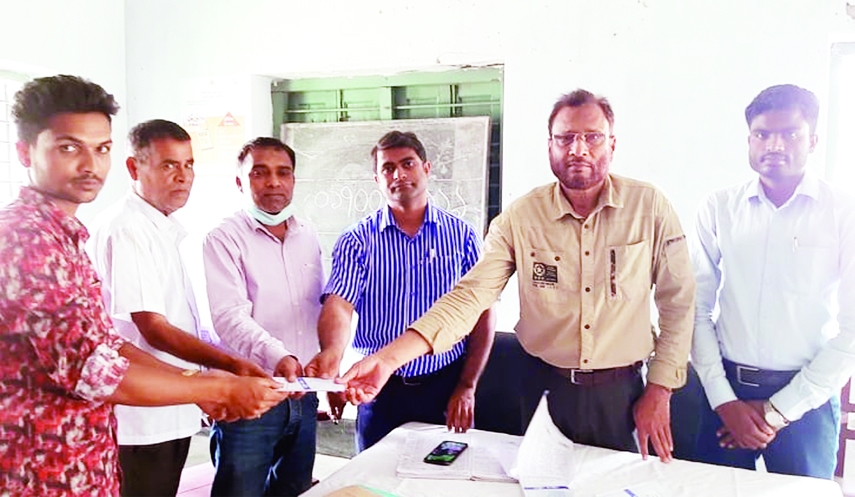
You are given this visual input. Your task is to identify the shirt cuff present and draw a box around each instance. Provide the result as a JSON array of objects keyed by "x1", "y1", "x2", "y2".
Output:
[
  {"x1": 74, "y1": 343, "x2": 131, "y2": 402},
  {"x1": 647, "y1": 360, "x2": 687, "y2": 390},
  {"x1": 410, "y1": 316, "x2": 454, "y2": 354},
  {"x1": 769, "y1": 384, "x2": 811, "y2": 423},
  {"x1": 263, "y1": 342, "x2": 294, "y2": 372},
  {"x1": 701, "y1": 375, "x2": 739, "y2": 411}
]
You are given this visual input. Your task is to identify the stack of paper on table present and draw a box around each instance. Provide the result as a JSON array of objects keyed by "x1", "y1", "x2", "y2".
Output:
[{"x1": 395, "y1": 428, "x2": 520, "y2": 482}]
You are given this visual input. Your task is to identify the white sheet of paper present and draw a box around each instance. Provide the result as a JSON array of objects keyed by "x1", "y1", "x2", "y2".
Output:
[
  {"x1": 274, "y1": 377, "x2": 346, "y2": 392},
  {"x1": 396, "y1": 431, "x2": 472, "y2": 480},
  {"x1": 514, "y1": 393, "x2": 575, "y2": 497}
]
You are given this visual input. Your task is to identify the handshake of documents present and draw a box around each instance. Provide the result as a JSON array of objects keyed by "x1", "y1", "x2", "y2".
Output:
[{"x1": 274, "y1": 377, "x2": 346, "y2": 393}]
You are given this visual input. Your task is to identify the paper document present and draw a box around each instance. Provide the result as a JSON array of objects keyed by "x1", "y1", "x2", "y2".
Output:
[
  {"x1": 395, "y1": 429, "x2": 519, "y2": 482},
  {"x1": 513, "y1": 392, "x2": 575, "y2": 497},
  {"x1": 274, "y1": 377, "x2": 345, "y2": 393}
]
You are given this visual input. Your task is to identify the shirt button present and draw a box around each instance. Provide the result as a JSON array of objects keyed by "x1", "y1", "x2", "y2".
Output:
[
  {"x1": 583, "y1": 359, "x2": 589, "y2": 364},
  {"x1": 584, "y1": 224, "x2": 589, "y2": 229},
  {"x1": 585, "y1": 287, "x2": 591, "y2": 292},
  {"x1": 584, "y1": 324, "x2": 590, "y2": 329},
  {"x1": 584, "y1": 251, "x2": 590, "y2": 256}
]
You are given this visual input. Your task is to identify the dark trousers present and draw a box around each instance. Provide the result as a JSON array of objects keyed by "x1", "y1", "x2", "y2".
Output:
[
  {"x1": 695, "y1": 360, "x2": 840, "y2": 479},
  {"x1": 519, "y1": 350, "x2": 644, "y2": 452},
  {"x1": 210, "y1": 394, "x2": 318, "y2": 497},
  {"x1": 118, "y1": 437, "x2": 191, "y2": 497},
  {"x1": 356, "y1": 358, "x2": 464, "y2": 452}
]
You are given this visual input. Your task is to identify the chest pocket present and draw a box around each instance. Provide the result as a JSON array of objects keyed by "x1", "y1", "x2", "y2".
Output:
[
  {"x1": 607, "y1": 241, "x2": 650, "y2": 301},
  {"x1": 521, "y1": 248, "x2": 572, "y2": 303},
  {"x1": 419, "y1": 253, "x2": 464, "y2": 302},
  {"x1": 784, "y1": 244, "x2": 838, "y2": 295}
]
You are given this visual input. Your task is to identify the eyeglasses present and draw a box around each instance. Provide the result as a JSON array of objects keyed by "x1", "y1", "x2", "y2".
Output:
[{"x1": 551, "y1": 132, "x2": 608, "y2": 148}]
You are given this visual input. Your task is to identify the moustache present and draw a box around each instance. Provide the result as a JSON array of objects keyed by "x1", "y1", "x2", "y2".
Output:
[
  {"x1": 761, "y1": 153, "x2": 788, "y2": 162},
  {"x1": 73, "y1": 174, "x2": 103, "y2": 184},
  {"x1": 565, "y1": 159, "x2": 594, "y2": 168}
]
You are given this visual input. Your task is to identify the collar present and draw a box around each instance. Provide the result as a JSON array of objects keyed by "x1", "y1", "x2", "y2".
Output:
[
  {"x1": 746, "y1": 171, "x2": 820, "y2": 206},
  {"x1": 549, "y1": 174, "x2": 624, "y2": 220},
  {"x1": 126, "y1": 190, "x2": 187, "y2": 241},
  {"x1": 19, "y1": 187, "x2": 89, "y2": 243},
  {"x1": 378, "y1": 202, "x2": 439, "y2": 232}
]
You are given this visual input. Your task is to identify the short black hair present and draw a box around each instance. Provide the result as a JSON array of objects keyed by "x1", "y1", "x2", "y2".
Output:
[
  {"x1": 745, "y1": 84, "x2": 819, "y2": 132},
  {"x1": 237, "y1": 137, "x2": 296, "y2": 170},
  {"x1": 128, "y1": 119, "x2": 191, "y2": 160},
  {"x1": 548, "y1": 89, "x2": 615, "y2": 134},
  {"x1": 370, "y1": 131, "x2": 427, "y2": 168},
  {"x1": 12, "y1": 74, "x2": 120, "y2": 144}
]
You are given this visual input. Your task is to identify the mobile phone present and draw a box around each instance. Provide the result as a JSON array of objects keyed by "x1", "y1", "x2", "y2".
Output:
[{"x1": 423, "y1": 440, "x2": 468, "y2": 465}]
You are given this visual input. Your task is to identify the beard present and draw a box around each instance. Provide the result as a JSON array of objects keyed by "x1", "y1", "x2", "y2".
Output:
[{"x1": 549, "y1": 152, "x2": 610, "y2": 191}]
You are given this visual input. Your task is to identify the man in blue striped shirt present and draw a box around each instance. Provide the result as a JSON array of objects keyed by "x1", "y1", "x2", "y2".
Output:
[{"x1": 306, "y1": 131, "x2": 495, "y2": 451}]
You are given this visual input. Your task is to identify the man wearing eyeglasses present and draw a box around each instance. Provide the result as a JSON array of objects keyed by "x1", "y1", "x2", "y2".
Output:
[
  {"x1": 691, "y1": 84, "x2": 855, "y2": 479},
  {"x1": 338, "y1": 90, "x2": 695, "y2": 462}
]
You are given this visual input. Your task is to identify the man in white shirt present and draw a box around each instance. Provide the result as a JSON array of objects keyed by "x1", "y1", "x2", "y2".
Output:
[
  {"x1": 202, "y1": 137, "x2": 324, "y2": 496},
  {"x1": 692, "y1": 84, "x2": 855, "y2": 478},
  {"x1": 88, "y1": 120, "x2": 268, "y2": 496}
]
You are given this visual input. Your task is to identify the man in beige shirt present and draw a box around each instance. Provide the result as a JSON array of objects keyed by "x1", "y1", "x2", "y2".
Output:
[{"x1": 339, "y1": 89, "x2": 695, "y2": 462}]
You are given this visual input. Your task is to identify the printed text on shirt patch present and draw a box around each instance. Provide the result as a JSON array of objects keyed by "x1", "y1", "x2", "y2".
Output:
[{"x1": 532, "y1": 261, "x2": 558, "y2": 288}]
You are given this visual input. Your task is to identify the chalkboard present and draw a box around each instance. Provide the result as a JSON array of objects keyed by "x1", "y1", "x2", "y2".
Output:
[{"x1": 281, "y1": 116, "x2": 491, "y2": 266}]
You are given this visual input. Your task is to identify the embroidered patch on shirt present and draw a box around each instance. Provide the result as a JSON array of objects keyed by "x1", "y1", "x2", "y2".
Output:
[{"x1": 532, "y1": 261, "x2": 558, "y2": 288}]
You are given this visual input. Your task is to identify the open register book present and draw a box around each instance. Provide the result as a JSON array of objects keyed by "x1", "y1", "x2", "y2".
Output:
[{"x1": 395, "y1": 427, "x2": 520, "y2": 482}]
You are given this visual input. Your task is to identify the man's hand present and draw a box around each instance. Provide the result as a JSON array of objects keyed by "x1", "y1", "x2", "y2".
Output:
[
  {"x1": 632, "y1": 383, "x2": 674, "y2": 462},
  {"x1": 446, "y1": 385, "x2": 475, "y2": 433},
  {"x1": 197, "y1": 369, "x2": 238, "y2": 422},
  {"x1": 714, "y1": 400, "x2": 775, "y2": 450},
  {"x1": 327, "y1": 392, "x2": 347, "y2": 422},
  {"x1": 338, "y1": 353, "x2": 397, "y2": 405},
  {"x1": 199, "y1": 374, "x2": 287, "y2": 421},
  {"x1": 274, "y1": 355, "x2": 304, "y2": 381},
  {"x1": 229, "y1": 356, "x2": 269, "y2": 378},
  {"x1": 275, "y1": 355, "x2": 305, "y2": 399},
  {"x1": 305, "y1": 350, "x2": 342, "y2": 379}
]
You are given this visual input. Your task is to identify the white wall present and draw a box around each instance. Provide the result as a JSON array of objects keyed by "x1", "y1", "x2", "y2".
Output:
[
  {"x1": 122, "y1": 0, "x2": 855, "y2": 330},
  {"x1": 0, "y1": 0, "x2": 128, "y2": 222}
]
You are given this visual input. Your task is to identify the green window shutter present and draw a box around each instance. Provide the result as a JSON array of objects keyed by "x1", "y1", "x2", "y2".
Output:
[{"x1": 271, "y1": 68, "x2": 503, "y2": 222}]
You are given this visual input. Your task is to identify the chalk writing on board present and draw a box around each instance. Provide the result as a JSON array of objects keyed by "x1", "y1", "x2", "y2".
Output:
[{"x1": 281, "y1": 117, "x2": 491, "y2": 266}]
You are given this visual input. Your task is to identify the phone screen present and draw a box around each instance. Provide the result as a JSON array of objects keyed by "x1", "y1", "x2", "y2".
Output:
[{"x1": 423, "y1": 440, "x2": 468, "y2": 465}]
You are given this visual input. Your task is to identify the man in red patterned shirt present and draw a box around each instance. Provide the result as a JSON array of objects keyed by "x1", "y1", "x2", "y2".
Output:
[{"x1": 0, "y1": 75, "x2": 288, "y2": 496}]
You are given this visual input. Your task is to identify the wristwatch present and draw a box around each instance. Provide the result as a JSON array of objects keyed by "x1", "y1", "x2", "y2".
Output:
[{"x1": 763, "y1": 401, "x2": 789, "y2": 430}]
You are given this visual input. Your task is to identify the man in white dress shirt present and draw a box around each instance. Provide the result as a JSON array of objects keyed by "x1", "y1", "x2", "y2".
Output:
[
  {"x1": 202, "y1": 137, "x2": 324, "y2": 496},
  {"x1": 88, "y1": 120, "x2": 267, "y2": 496},
  {"x1": 692, "y1": 84, "x2": 855, "y2": 478}
]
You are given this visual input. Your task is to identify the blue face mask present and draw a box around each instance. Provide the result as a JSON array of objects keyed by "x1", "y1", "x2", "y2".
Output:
[{"x1": 245, "y1": 201, "x2": 295, "y2": 226}]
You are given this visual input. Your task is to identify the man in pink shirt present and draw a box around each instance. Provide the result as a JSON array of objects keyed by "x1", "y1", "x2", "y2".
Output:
[{"x1": 203, "y1": 137, "x2": 324, "y2": 496}]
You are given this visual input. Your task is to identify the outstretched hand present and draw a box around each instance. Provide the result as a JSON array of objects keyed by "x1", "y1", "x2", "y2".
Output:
[{"x1": 337, "y1": 353, "x2": 397, "y2": 405}]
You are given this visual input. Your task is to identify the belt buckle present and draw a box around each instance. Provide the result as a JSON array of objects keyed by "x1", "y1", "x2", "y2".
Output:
[
  {"x1": 736, "y1": 365, "x2": 761, "y2": 387},
  {"x1": 569, "y1": 369, "x2": 594, "y2": 385}
]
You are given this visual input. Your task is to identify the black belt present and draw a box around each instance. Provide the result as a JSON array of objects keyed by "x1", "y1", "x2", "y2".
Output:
[
  {"x1": 553, "y1": 361, "x2": 642, "y2": 386},
  {"x1": 723, "y1": 359, "x2": 799, "y2": 388}
]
